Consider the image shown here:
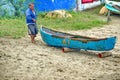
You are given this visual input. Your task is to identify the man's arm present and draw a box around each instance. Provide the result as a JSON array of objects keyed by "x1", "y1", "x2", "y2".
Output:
[
  {"x1": 32, "y1": 18, "x2": 36, "y2": 22},
  {"x1": 26, "y1": 10, "x2": 35, "y2": 22}
]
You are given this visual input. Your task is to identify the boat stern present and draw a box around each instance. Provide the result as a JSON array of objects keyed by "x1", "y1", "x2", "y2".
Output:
[{"x1": 104, "y1": 36, "x2": 116, "y2": 51}]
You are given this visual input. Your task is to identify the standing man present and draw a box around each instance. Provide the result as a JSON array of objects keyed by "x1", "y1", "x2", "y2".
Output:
[{"x1": 26, "y1": 3, "x2": 38, "y2": 43}]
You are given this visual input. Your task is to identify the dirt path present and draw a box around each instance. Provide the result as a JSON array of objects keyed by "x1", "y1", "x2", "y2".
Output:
[{"x1": 0, "y1": 16, "x2": 120, "y2": 80}]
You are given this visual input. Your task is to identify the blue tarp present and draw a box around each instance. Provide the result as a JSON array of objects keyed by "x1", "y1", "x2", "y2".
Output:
[
  {"x1": 0, "y1": 0, "x2": 76, "y2": 16},
  {"x1": 35, "y1": 0, "x2": 76, "y2": 12}
]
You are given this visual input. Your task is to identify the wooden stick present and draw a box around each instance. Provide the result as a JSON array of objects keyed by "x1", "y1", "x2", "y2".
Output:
[
  {"x1": 98, "y1": 52, "x2": 112, "y2": 58},
  {"x1": 62, "y1": 48, "x2": 112, "y2": 58},
  {"x1": 107, "y1": 10, "x2": 111, "y2": 23},
  {"x1": 62, "y1": 48, "x2": 79, "y2": 52}
]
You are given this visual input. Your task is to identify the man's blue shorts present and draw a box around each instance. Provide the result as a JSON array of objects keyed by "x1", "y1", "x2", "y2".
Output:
[{"x1": 28, "y1": 24, "x2": 38, "y2": 35}]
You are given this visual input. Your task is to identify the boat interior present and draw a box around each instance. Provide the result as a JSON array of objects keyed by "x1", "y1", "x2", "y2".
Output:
[{"x1": 42, "y1": 27, "x2": 107, "y2": 42}]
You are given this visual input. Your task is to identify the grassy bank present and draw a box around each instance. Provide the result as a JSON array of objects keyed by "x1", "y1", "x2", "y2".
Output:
[
  {"x1": 0, "y1": 17, "x2": 27, "y2": 38},
  {"x1": 0, "y1": 6, "x2": 106, "y2": 38},
  {"x1": 39, "y1": 12, "x2": 105, "y2": 30}
]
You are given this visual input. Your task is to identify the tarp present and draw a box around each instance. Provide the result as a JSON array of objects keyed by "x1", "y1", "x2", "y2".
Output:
[{"x1": 35, "y1": 0, "x2": 76, "y2": 12}]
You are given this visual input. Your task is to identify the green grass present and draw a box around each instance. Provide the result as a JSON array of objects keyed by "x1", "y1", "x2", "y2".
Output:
[
  {"x1": 0, "y1": 17, "x2": 27, "y2": 38},
  {"x1": 0, "y1": 6, "x2": 106, "y2": 39},
  {"x1": 38, "y1": 8, "x2": 106, "y2": 30}
]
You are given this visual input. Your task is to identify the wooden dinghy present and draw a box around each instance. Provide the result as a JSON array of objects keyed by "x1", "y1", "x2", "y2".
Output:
[
  {"x1": 40, "y1": 26, "x2": 116, "y2": 52},
  {"x1": 105, "y1": 1, "x2": 120, "y2": 14},
  {"x1": 105, "y1": 1, "x2": 120, "y2": 22}
]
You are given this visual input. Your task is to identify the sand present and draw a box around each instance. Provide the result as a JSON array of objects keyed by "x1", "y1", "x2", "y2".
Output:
[{"x1": 0, "y1": 16, "x2": 120, "y2": 80}]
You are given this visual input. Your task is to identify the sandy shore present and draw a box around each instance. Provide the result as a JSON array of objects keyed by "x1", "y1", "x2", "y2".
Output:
[{"x1": 0, "y1": 16, "x2": 120, "y2": 80}]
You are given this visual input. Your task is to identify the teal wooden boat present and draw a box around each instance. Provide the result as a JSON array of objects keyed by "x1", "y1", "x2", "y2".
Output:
[
  {"x1": 105, "y1": 1, "x2": 120, "y2": 22},
  {"x1": 40, "y1": 26, "x2": 116, "y2": 51},
  {"x1": 105, "y1": 1, "x2": 120, "y2": 14}
]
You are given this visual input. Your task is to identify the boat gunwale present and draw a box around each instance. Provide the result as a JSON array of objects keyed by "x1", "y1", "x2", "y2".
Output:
[{"x1": 52, "y1": 35, "x2": 107, "y2": 43}]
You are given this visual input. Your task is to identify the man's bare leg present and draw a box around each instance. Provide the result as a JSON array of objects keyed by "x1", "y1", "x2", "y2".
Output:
[
  {"x1": 30, "y1": 35, "x2": 35, "y2": 43},
  {"x1": 33, "y1": 35, "x2": 35, "y2": 43}
]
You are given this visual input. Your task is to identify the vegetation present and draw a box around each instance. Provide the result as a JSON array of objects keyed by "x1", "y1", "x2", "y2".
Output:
[
  {"x1": 39, "y1": 12, "x2": 105, "y2": 30},
  {"x1": 0, "y1": 6, "x2": 106, "y2": 39},
  {"x1": 0, "y1": 17, "x2": 26, "y2": 38},
  {"x1": 0, "y1": 0, "x2": 34, "y2": 17},
  {"x1": 9, "y1": 0, "x2": 26, "y2": 16}
]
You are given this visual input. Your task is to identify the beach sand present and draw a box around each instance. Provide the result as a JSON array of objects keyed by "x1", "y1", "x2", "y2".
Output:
[{"x1": 0, "y1": 16, "x2": 120, "y2": 80}]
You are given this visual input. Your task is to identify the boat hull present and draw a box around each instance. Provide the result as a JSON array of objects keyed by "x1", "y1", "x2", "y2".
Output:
[{"x1": 40, "y1": 27, "x2": 116, "y2": 51}]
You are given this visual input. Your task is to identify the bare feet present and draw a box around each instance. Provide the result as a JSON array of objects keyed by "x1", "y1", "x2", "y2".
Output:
[
  {"x1": 31, "y1": 40, "x2": 35, "y2": 43},
  {"x1": 30, "y1": 35, "x2": 36, "y2": 43}
]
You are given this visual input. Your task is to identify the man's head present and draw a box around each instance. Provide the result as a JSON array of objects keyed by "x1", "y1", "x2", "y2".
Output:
[{"x1": 29, "y1": 3, "x2": 34, "y2": 10}]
